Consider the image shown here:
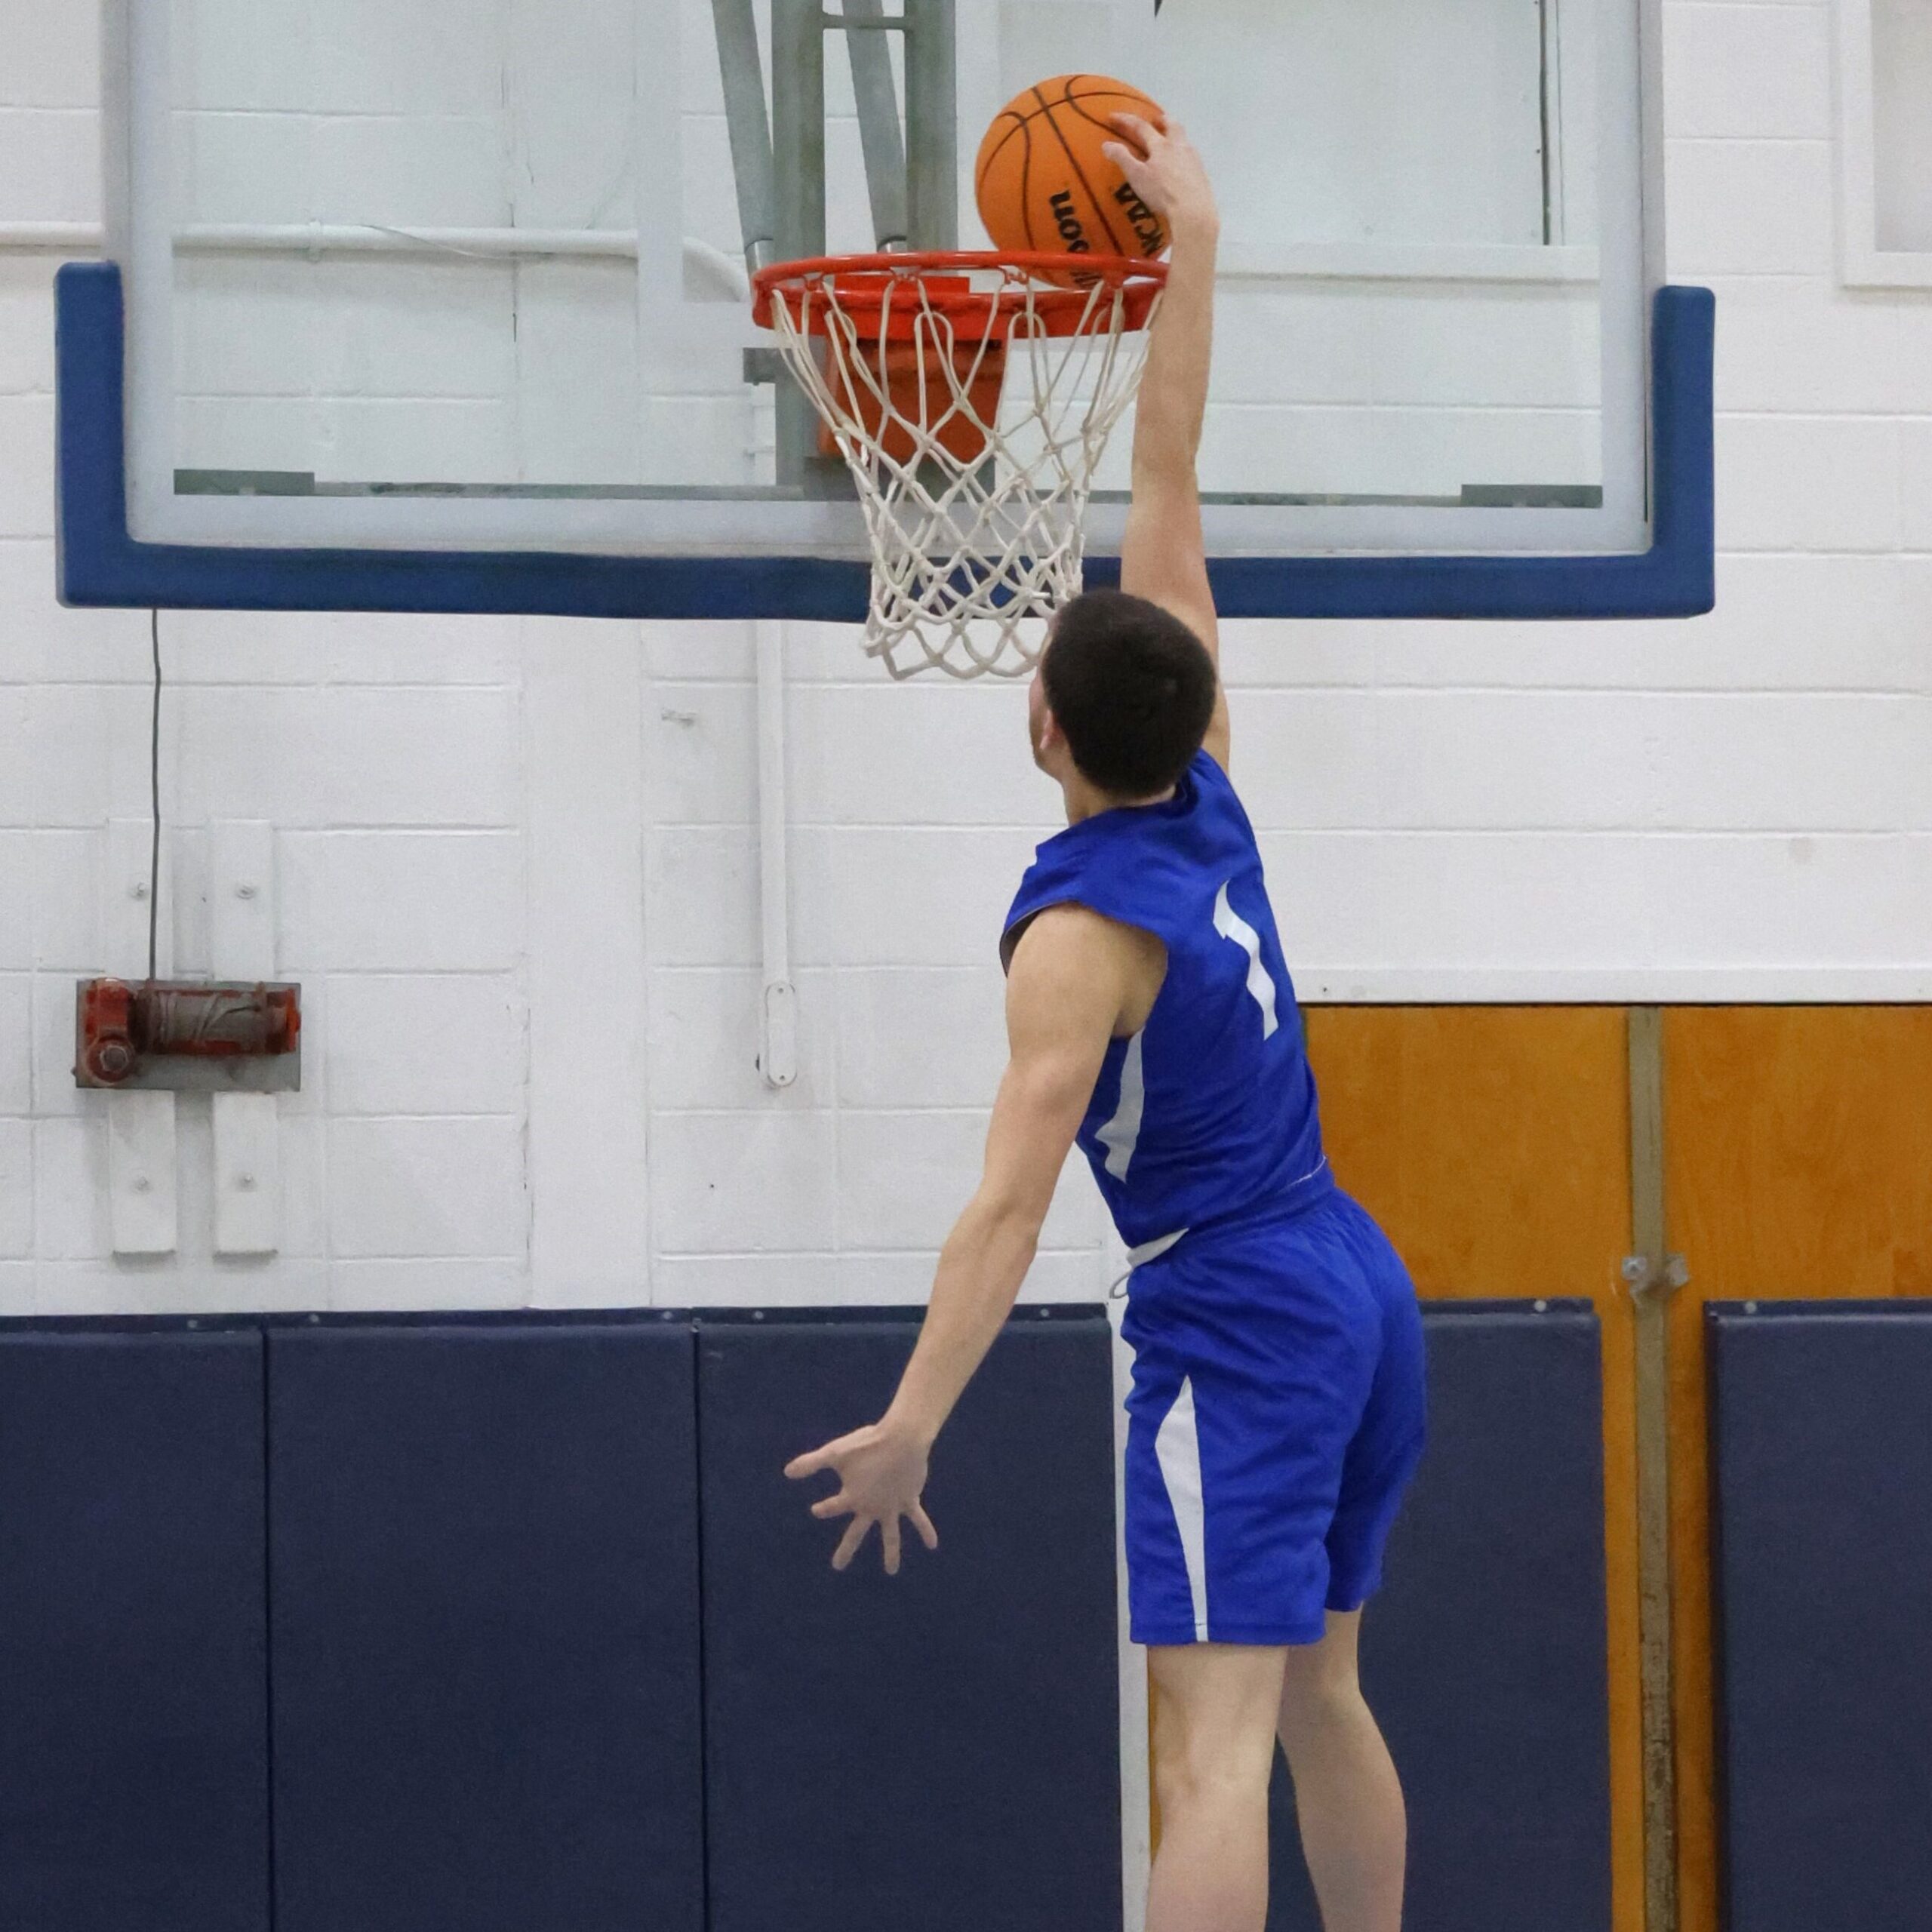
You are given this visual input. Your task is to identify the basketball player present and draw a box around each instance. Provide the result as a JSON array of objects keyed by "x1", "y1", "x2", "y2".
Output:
[{"x1": 786, "y1": 115, "x2": 1425, "y2": 1932}]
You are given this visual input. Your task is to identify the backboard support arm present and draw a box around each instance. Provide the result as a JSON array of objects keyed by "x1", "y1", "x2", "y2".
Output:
[
  {"x1": 709, "y1": 0, "x2": 780, "y2": 273},
  {"x1": 746, "y1": 0, "x2": 960, "y2": 484}
]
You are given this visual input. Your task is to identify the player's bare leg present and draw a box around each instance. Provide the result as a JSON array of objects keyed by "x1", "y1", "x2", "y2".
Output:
[
  {"x1": 1146, "y1": 1643, "x2": 1291, "y2": 1932},
  {"x1": 1275, "y1": 1611, "x2": 1407, "y2": 1932}
]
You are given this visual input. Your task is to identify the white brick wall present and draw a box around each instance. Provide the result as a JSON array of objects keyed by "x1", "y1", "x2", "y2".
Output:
[{"x1": 0, "y1": 1, "x2": 1928, "y2": 1315}]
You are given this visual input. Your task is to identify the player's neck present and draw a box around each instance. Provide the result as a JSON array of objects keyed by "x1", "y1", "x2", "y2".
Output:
[{"x1": 1060, "y1": 771, "x2": 1178, "y2": 826}]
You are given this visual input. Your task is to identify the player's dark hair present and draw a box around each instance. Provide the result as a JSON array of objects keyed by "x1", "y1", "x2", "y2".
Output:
[{"x1": 1041, "y1": 589, "x2": 1219, "y2": 798}]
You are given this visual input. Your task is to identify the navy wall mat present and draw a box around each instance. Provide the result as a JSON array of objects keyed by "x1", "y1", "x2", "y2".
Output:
[
  {"x1": 0, "y1": 1324, "x2": 271, "y2": 1932},
  {"x1": 266, "y1": 1318, "x2": 705, "y2": 1932},
  {"x1": 698, "y1": 1308, "x2": 1124, "y2": 1932},
  {"x1": 1266, "y1": 1300, "x2": 1614, "y2": 1932},
  {"x1": 1707, "y1": 1300, "x2": 1932, "y2": 1932}
]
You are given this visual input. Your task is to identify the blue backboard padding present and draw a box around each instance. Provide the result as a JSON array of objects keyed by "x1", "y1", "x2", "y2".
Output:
[
  {"x1": 1267, "y1": 1301, "x2": 1613, "y2": 1932},
  {"x1": 0, "y1": 1327, "x2": 271, "y2": 1932},
  {"x1": 266, "y1": 1321, "x2": 705, "y2": 1932},
  {"x1": 56, "y1": 261, "x2": 1714, "y2": 621},
  {"x1": 1707, "y1": 1302, "x2": 1932, "y2": 1932},
  {"x1": 698, "y1": 1310, "x2": 1124, "y2": 1932}
]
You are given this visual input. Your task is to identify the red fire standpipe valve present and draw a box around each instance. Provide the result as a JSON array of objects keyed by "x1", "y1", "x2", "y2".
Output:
[{"x1": 75, "y1": 980, "x2": 303, "y2": 1092}]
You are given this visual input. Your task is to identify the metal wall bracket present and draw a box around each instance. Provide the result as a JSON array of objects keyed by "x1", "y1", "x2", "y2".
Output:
[
  {"x1": 1626, "y1": 1005, "x2": 1682, "y2": 1932},
  {"x1": 1622, "y1": 1253, "x2": 1691, "y2": 1299}
]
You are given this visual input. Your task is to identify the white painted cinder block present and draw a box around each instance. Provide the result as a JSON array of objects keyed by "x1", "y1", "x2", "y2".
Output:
[
  {"x1": 653, "y1": 1253, "x2": 846, "y2": 1309},
  {"x1": 277, "y1": 832, "x2": 524, "y2": 971},
  {"x1": 327, "y1": 1258, "x2": 531, "y2": 1313},
  {"x1": 320, "y1": 689, "x2": 522, "y2": 828},
  {"x1": 0, "y1": 107, "x2": 97, "y2": 222},
  {"x1": 1663, "y1": 2, "x2": 1833, "y2": 140},
  {"x1": 311, "y1": 115, "x2": 509, "y2": 230},
  {"x1": 1, "y1": 1, "x2": 97, "y2": 107},
  {"x1": 1711, "y1": 278, "x2": 1932, "y2": 416},
  {"x1": 0, "y1": 1261, "x2": 32, "y2": 1315},
  {"x1": 0, "y1": 689, "x2": 29, "y2": 827},
  {"x1": 826, "y1": 829, "x2": 1038, "y2": 967},
  {"x1": 0, "y1": 262, "x2": 57, "y2": 397},
  {"x1": 1900, "y1": 420, "x2": 1932, "y2": 551},
  {"x1": 837, "y1": 1112, "x2": 1102, "y2": 1254},
  {"x1": 0, "y1": 395, "x2": 54, "y2": 539},
  {"x1": 314, "y1": 613, "x2": 527, "y2": 688},
  {"x1": 835, "y1": 969, "x2": 1010, "y2": 1111},
  {"x1": 650, "y1": 968, "x2": 837, "y2": 1112},
  {"x1": 0, "y1": 1118, "x2": 30, "y2": 1256},
  {"x1": 791, "y1": 684, "x2": 1045, "y2": 829},
  {"x1": 649, "y1": 1112, "x2": 839, "y2": 1254},
  {"x1": 836, "y1": 1249, "x2": 1108, "y2": 1309},
  {"x1": 0, "y1": 975, "x2": 29, "y2": 1115},
  {"x1": 32, "y1": 1116, "x2": 106, "y2": 1260},
  {"x1": 327, "y1": 1116, "x2": 528, "y2": 1260},
  {"x1": 26, "y1": 683, "x2": 171, "y2": 827},
  {"x1": 325, "y1": 974, "x2": 525, "y2": 1115},
  {"x1": 1665, "y1": 138, "x2": 1835, "y2": 275},
  {"x1": 306, "y1": 0, "x2": 503, "y2": 116},
  {"x1": 19, "y1": 832, "x2": 96, "y2": 974},
  {"x1": 271, "y1": 1114, "x2": 329, "y2": 1259},
  {"x1": 5, "y1": 2, "x2": 1932, "y2": 1309},
  {"x1": 645, "y1": 685, "x2": 759, "y2": 827},
  {"x1": 1715, "y1": 415, "x2": 1903, "y2": 551}
]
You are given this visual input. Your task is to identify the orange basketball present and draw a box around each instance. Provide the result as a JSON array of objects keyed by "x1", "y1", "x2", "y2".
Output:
[{"x1": 974, "y1": 74, "x2": 1169, "y2": 287}]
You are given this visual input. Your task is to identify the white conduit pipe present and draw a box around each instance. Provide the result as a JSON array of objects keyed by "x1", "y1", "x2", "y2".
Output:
[
  {"x1": 755, "y1": 619, "x2": 798, "y2": 1091},
  {"x1": 0, "y1": 223, "x2": 104, "y2": 251},
  {"x1": 0, "y1": 222, "x2": 750, "y2": 300},
  {"x1": 177, "y1": 223, "x2": 637, "y2": 258}
]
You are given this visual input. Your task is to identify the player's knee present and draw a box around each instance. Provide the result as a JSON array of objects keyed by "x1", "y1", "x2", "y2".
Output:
[
  {"x1": 1276, "y1": 1646, "x2": 1364, "y2": 1737},
  {"x1": 1152, "y1": 1721, "x2": 1278, "y2": 1820}
]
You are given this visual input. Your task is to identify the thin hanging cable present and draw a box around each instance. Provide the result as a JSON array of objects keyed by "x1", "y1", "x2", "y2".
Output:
[{"x1": 147, "y1": 608, "x2": 161, "y2": 983}]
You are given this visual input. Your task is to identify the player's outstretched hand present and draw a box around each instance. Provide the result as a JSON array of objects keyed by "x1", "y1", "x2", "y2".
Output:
[
  {"x1": 785, "y1": 1420, "x2": 940, "y2": 1575},
  {"x1": 1103, "y1": 114, "x2": 1218, "y2": 238}
]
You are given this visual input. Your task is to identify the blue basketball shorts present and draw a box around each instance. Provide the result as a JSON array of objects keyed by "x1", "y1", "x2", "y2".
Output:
[{"x1": 1118, "y1": 1186, "x2": 1427, "y2": 1647}]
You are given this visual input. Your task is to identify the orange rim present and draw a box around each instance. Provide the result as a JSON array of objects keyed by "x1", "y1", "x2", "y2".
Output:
[{"x1": 752, "y1": 250, "x2": 1167, "y2": 340}]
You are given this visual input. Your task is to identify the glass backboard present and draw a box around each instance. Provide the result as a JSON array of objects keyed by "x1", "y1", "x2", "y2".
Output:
[{"x1": 60, "y1": 0, "x2": 1709, "y2": 617}]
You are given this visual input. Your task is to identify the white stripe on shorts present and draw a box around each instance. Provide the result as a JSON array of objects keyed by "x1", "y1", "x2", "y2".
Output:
[{"x1": 1154, "y1": 1376, "x2": 1210, "y2": 1641}]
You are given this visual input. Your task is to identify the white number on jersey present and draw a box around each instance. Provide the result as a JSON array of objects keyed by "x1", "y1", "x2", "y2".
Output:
[{"x1": 1214, "y1": 882, "x2": 1280, "y2": 1040}]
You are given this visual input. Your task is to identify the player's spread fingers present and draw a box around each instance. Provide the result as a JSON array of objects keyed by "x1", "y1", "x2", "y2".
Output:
[
  {"x1": 1107, "y1": 109, "x2": 1160, "y2": 152},
  {"x1": 783, "y1": 1446, "x2": 832, "y2": 1479},
  {"x1": 909, "y1": 1502, "x2": 940, "y2": 1550},
  {"x1": 811, "y1": 1491, "x2": 853, "y2": 1520},
  {"x1": 881, "y1": 1517, "x2": 903, "y2": 1576},
  {"x1": 831, "y1": 1518, "x2": 871, "y2": 1571}
]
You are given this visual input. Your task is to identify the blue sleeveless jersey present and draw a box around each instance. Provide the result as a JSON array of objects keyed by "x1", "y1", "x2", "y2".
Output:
[{"x1": 1001, "y1": 751, "x2": 1329, "y2": 1251}]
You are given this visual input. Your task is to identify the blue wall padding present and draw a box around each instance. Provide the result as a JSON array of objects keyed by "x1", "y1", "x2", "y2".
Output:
[
  {"x1": 1267, "y1": 1301, "x2": 1612, "y2": 1932},
  {"x1": 0, "y1": 1324, "x2": 271, "y2": 1932},
  {"x1": 1708, "y1": 1301, "x2": 1932, "y2": 1932},
  {"x1": 698, "y1": 1309, "x2": 1124, "y2": 1932},
  {"x1": 266, "y1": 1320, "x2": 704, "y2": 1932}
]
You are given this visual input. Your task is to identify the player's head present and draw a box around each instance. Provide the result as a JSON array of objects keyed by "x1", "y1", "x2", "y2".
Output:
[{"x1": 1029, "y1": 589, "x2": 1218, "y2": 800}]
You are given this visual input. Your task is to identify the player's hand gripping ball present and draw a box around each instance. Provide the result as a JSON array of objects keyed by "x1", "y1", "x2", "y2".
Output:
[{"x1": 974, "y1": 73, "x2": 1170, "y2": 287}]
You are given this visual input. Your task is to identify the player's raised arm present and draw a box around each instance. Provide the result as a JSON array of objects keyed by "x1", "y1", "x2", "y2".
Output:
[{"x1": 1104, "y1": 114, "x2": 1229, "y2": 771}]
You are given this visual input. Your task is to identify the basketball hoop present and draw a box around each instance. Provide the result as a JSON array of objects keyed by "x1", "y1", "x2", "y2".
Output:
[{"x1": 752, "y1": 251, "x2": 1165, "y2": 679}]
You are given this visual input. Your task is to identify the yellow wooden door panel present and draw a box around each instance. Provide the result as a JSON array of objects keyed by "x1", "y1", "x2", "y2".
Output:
[
  {"x1": 1663, "y1": 1007, "x2": 1932, "y2": 1932},
  {"x1": 1305, "y1": 1008, "x2": 1644, "y2": 1932}
]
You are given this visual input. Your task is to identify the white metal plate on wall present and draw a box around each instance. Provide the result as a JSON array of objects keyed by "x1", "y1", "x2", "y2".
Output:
[
  {"x1": 103, "y1": 817, "x2": 177, "y2": 1256},
  {"x1": 211, "y1": 820, "x2": 282, "y2": 1257}
]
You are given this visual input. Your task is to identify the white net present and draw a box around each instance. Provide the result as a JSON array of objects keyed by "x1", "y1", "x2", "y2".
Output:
[{"x1": 755, "y1": 254, "x2": 1164, "y2": 679}]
